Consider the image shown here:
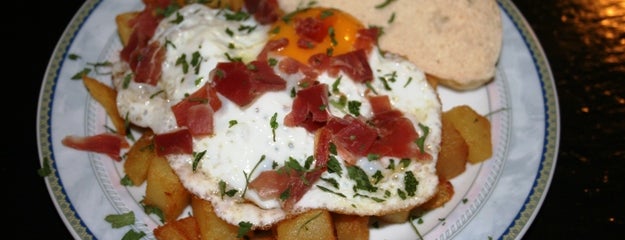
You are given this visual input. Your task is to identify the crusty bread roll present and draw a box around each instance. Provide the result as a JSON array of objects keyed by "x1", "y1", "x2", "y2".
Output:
[{"x1": 278, "y1": 0, "x2": 502, "y2": 90}]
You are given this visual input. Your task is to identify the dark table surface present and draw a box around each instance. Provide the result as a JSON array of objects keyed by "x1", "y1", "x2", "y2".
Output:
[{"x1": 7, "y1": 0, "x2": 623, "y2": 239}]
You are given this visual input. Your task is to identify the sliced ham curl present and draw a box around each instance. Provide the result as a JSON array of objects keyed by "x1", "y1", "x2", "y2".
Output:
[
  {"x1": 61, "y1": 133, "x2": 130, "y2": 161},
  {"x1": 211, "y1": 60, "x2": 286, "y2": 107},
  {"x1": 171, "y1": 83, "x2": 222, "y2": 137},
  {"x1": 249, "y1": 127, "x2": 333, "y2": 210},
  {"x1": 283, "y1": 83, "x2": 330, "y2": 132},
  {"x1": 154, "y1": 128, "x2": 193, "y2": 156}
]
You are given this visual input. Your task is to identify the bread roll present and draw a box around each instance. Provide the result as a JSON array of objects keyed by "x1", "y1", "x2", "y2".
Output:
[{"x1": 278, "y1": 0, "x2": 503, "y2": 90}]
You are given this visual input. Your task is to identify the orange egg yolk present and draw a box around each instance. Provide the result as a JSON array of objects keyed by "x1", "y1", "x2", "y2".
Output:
[{"x1": 268, "y1": 7, "x2": 365, "y2": 65}]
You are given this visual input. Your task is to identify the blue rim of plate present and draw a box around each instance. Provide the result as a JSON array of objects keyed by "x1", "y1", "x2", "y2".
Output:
[{"x1": 37, "y1": 0, "x2": 560, "y2": 239}]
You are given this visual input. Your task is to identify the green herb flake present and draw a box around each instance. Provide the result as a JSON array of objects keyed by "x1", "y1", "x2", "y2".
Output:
[
  {"x1": 280, "y1": 187, "x2": 291, "y2": 201},
  {"x1": 397, "y1": 189, "x2": 406, "y2": 200},
  {"x1": 328, "y1": 26, "x2": 337, "y2": 46},
  {"x1": 121, "y1": 229, "x2": 146, "y2": 240},
  {"x1": 372, "y1": 170, "x2": 383, "y2": 184},
  {"x1": 170, "y1": 11, "x2": 183, "y2": 24},
  {"x1": 120, "y1": 175, "x2": 133, "y2": 186},
  {"x1": 37, "y1": 157, "x2": 52, "y2": 177},
  {"x1": 327, "y1": 155, "x2": 343, "y2": 177},
  {"x1": 192, "y1": 150, "x2": 206, "y2": 172},
  {"x1": 375, "y1": 0, "x2": 397, "y2": 9},
  {"x1": 403, "y1": 76, "x2": 413, "y2": 88},
  {"x1": 270, "y1": 112, "x2": 278, "y2": 142},
  {"x1": 68, "y1": 53, "x2": 81, "y2": 60},
  {"x1": 175, "y1": 54, "x2": 189, "y2": 73},
  {"x1": 404, "y1": 171, "x2": 418, "y2": 197},
  {"x1": 409, "y1": 215, "x2": 424, "y2": 240},
  {"x1": 143, "y1": 204, "x2": 165, "y2": 223},
  {"x1": 347, "y1": 165, "x2": 377, "y2": 192},
  {"x1": 415, "y1": 123, "x2": 430, "y2": 153},
  {"x1": 347, "y1": 100, "x2": 362, "y2": 116},
  {"x1": 317, "y1": 185, "x2": 346, "y2": 198},
  {"x1": 242, "y1": 155, "x2": 265, "y2": 197},
  {"x1": 331, "y1": 76, "x2": 342, "y2": 93},
  {"x1": 237, "y1": 221, "x2": 253, "y2": 238},
  {"x1": 399, "y1": 158, "x2": 411, "y2": 168},
  {"x1": 71, "y1": 68, "x2": 91, "y2": 80},
  {"x1": 219, "y1": 180, "x2": 238, "y2": 199},
  {"x1": 104, "y1": 211, "x2": 135, "y2": 228},
  {"x1": 320, "y1": 177, "x2": 339, "y2": 189},
  {"x1": 228, "y1": 120, "x2": 238, "y2": 128},
  {"x1": 122, "y1": 73, "x2": 132, "y2": 89}
]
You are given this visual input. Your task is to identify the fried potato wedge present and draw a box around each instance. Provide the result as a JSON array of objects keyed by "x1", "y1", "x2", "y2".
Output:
[
  {"x1": 436, "y1": 111, "x2": 469, "y2": 179},
  {"x1": 444, "y1": 105, "x2": 493, "y2": 164},
  {"x1": 332, "y1": 213, "x2": 369, "y2": 240},
  {"x1": 82, "y1": 76, "x2": 126, "y2": 136},
  {"x1": 191, "y1": 195, "x2": 242, "y2": 240},
  {"x1": 417, "y1": 179, "x2": 455, "y2": 211},
  {"x1": 144, "y1": 154, "x2": 191, "y2": 222},
  {"x1": 275, "y1": 209, "x2": 336, "y2": 240},
  {"x1": 154, "y1": 215, "x2": 201, "y2": 240},
  {"x1": 123, "y1": 130, "x2": 155, "y2": 185},
  {"x1": 115, "y1": 11, "x2": 139, "y2": 46}
]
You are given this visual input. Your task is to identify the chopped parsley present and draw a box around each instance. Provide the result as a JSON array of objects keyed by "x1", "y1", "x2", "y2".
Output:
[
  {"x1": 242, "y1": 155, "x2": 265, "y2": 197},
  {"x1": 270, "y1": 112, "x2": 278, "y2": 142},
  {"x1": 415, "y1": 123, "x2": 430, "y2": 153},
  {"x1": 37, "y1": 157, "x2": 52, "y2": 177},
  {"x1": 237, "y1": 221, "x2": 253, "y2": 238},
  {"x1": 347, "y1": 165, "x2": 377, "y2": 192},
  {"x1": 104, "y1": 211, "x2": 135, "y2": 228},
  {"x1": 192, "y1": 150, "x2": 206, "y2": 172},
  {"x1": 404, "y1": 171, "x2": 418, "y2": 197}
]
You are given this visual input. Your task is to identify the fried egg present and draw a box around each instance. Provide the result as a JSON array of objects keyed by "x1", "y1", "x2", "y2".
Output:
[{"x1": 114, "y1": 4, "x2": 441, "y2": 230}]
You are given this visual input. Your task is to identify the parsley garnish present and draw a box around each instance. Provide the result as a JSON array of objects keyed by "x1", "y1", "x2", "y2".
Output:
[
  {"x1": 104, "y1": 211, "x2": 135, "y2": 228},
  {"x1": 404, "y1": 171, "x2": 418, "y2": 197},
  {"x1": 375, "y1": 0, "x2": 397, "y2": 9},
  {"x1": 219, "y1": 180, "x2": 238, "y2": 199},
  {"x1": 415, "y1": 123, "x2": 430, "y2": 153},
  {"x1": 192, "y1": 150, "x2": 206, "y2": 172},
  {"x1": 242, "y1": 155, "x2": 265, "y2": 197},
  {"x1": 229, "y1": 120, "x2": 238, "y2": 128},
  {"x1": 327, "y1": 155, "x2": 343, "y2": 177},
  {"x1": 120, "y1": 175, "x2": 133, "y2": 186},
  {"x1": 348, "y1": 100, "x2": 362, "y2": 116},
  {"x1": 347, "y1": 165, "x2": 377, "y2": 192},
  {"x1": 270, "y1": 112, "x2": 278, "y2": 142},
  {"x1": 122, "y1": 229, "x2": 146, "y2": 240},
  {"x1": 317, "y1": 185, "x2": 346, "y2": 197},
  {"x1": 237, "y1": 221, "x2": 253, "y2": 238},
  {"x1": 37, "y1": 157, "x2": 52, "y2": 177}
]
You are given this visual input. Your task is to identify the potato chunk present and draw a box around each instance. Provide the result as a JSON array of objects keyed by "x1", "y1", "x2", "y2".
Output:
[
  {"x1": 443, "y1": 105, "x2": 493, "y2": 163},
  {"x1": 275, "y1": 209, "x2": 336, "y2": 240},
  {"x1": 154, "y1": 216, "x2": 201, "y2": 240},
  {"x1": 436, "y1": 111, "x2": 469, "y2": 180},
  {"x1": 191, "y1": 195, "x2": 241, "y2": 240},
  {"x1": 332, "y1": 213, "x2": 369, "y2": 240},
  {"x1": 144, "y1": 154, "x2": 191, "y2": 222},
  {"x1": 123, "y1": 130, "x2": 155, "y2": 186}
]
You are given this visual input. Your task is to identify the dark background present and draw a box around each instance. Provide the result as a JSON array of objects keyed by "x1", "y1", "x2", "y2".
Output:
[{"x1": 7, "y1": 0, "x2": 623, "y2": 239}]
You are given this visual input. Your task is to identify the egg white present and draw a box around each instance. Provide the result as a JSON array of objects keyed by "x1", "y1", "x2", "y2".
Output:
[{"x1": 114, "y1": 3, "x2": 442, "y2": 230}]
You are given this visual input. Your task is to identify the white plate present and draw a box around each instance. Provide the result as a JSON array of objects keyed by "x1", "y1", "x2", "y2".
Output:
[{"x1": 37, "y1": 0, "x2": 559, "y2": 239}]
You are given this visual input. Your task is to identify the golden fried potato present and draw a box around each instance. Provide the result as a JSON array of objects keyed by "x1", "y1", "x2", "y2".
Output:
[
  {"x1": 144, "y1": 154, "x2": 191, "y2": 222},
  {"x1": 436, "y1": 111, "x2": 469, "y2": 180},
  {"x1": 275, "y1": 209, "x2": 336, "y2": 240},
  {"x1": 191, "y1": 195, "x2": 242, "y2": 240},
  {"x1": 332, "y1": 213, "x2": 369, "y2": 240},
  {"x1": 123, "y1": 130, "x2": 155, "y2": 185},
  {"x1": 418, "y1": 179, "x2": 455, "y2": 210},
  {"x1": 444, "y1": 105, "x2": 493, "y2": 164},
  {"x1": 82, "y1": 75, "x2": 126, "y2": 136},
  {"x1": 377, "y1": 210, "x2": 410, "y2": 224},
  {"x1": 154, "y1": 215, "x2": 201, "y2": 240},
  {"x1": 114, "y1": 11, "x2": 139, "y2": 46}
]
